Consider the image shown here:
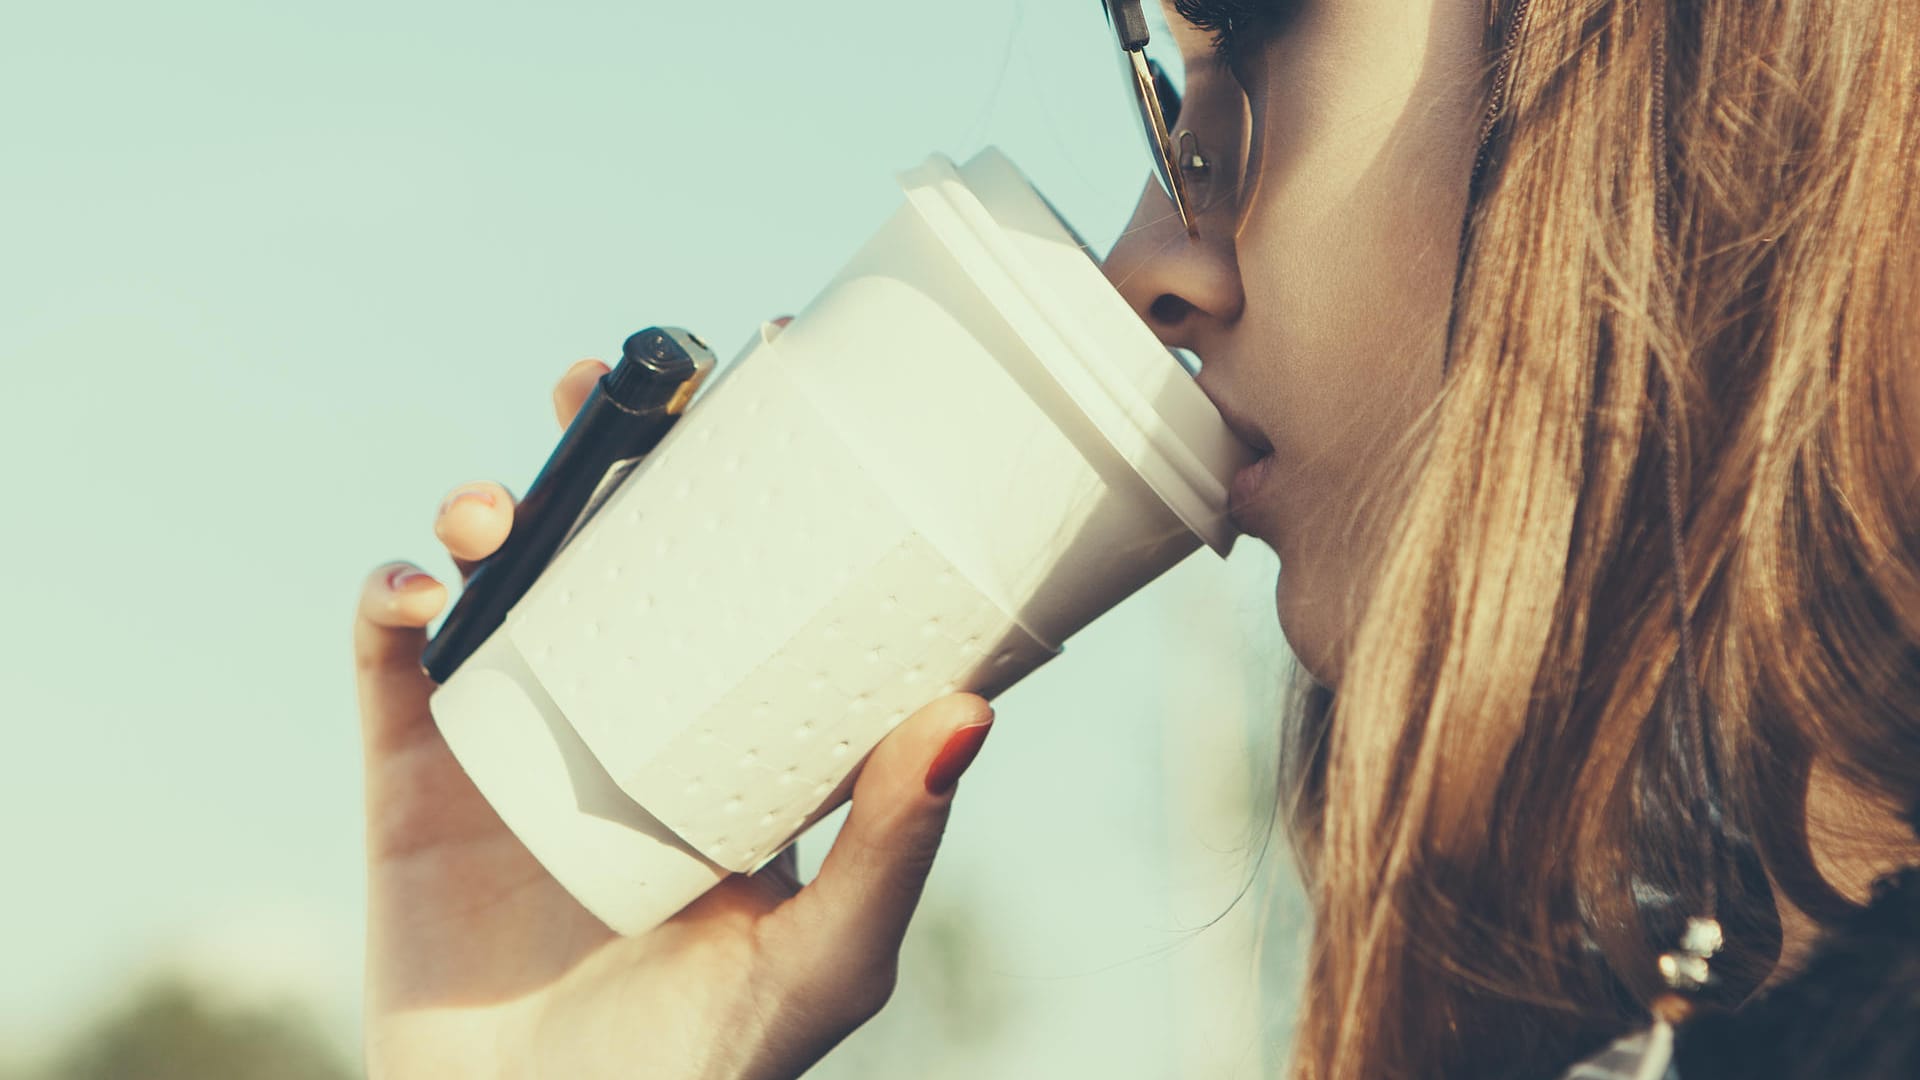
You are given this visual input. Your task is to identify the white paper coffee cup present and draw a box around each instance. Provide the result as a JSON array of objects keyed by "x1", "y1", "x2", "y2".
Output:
[{"x1": 430, "y1": 148, "x2": 1256, "y2": 935}]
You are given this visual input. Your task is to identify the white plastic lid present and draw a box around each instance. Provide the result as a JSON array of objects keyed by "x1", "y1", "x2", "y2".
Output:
[{"x1": 897, "y1": 149, "x2": 1253, "y2": 555}]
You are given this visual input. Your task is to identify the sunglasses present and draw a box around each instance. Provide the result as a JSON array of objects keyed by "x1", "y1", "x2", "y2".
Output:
[{"x1": 1100, "y1": 0, "x2": 1213, "y2": 238}]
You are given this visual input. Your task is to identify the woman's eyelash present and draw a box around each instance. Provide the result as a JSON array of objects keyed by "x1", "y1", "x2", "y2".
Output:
[{"x1": 1170, "y1": 0, "x2": 1281, "y2": 58}]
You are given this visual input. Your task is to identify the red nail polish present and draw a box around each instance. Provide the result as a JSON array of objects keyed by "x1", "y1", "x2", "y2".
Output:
[
  {"x1": 386, "y1": 565, "x2": 433, "y2": 591},
  {"x1": 925, "y1": 720, "x2": 994, "y2": 797}
]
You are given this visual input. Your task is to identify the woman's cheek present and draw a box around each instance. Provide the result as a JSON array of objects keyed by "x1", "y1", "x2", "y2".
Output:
[{"x1": 1235, "y1": 199, "x2": 1428, "y2": 481}]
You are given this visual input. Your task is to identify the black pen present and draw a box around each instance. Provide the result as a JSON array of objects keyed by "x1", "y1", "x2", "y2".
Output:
[{"x1": 422, "y1": 326, "x2": 716, "y2": 683}]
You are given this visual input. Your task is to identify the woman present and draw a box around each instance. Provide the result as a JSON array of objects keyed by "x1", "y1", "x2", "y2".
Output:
[{"x1": 351, "y1": 0, "x2": 1920, "y2": 1076}]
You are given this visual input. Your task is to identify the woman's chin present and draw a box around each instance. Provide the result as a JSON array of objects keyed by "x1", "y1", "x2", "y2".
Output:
[{"x1": 1274, "y1": 564, "x2": 1342, "y2": 690}]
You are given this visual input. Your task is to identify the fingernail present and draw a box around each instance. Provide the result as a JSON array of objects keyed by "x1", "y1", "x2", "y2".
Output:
[
  {"x1": 771, "y1": 315, "x2": 794, "y2": 328},
  {"x1": 385, "y1": 564, "x2": 434, "y2": 591},
  {"x1": 438, "y1": 486, "x2": 496, "y2": 517},
  {"x1": 925, "y1": 719, "x2": 994, "y2": 797}
]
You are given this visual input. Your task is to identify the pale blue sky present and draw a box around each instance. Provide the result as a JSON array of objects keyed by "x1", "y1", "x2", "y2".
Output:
[{"x1": 0, "y1": 2, "x2": 1298, "y2": 1074}]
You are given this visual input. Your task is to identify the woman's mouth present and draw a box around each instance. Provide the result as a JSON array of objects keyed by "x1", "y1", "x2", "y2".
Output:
[
  {"x1": 1193, "y1": 369, "x2": 1277, "y2": 532},
  {"x1": 1198, "y1": 395, "x2": 1274, "y2": 530},
  {"x1": 1228, "y1": 450, "x2": 1276, "y2": 529}
]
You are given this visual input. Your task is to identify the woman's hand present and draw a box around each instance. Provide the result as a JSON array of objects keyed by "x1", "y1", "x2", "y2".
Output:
[{"x1": 351, "y1": 358, "x2": 995, "y2": 1080}]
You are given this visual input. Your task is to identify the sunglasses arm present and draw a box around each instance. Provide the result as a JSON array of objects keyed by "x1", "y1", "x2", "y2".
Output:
[{"x1": 1104, "y1": 0, "x2": 1152, "y2": 51}]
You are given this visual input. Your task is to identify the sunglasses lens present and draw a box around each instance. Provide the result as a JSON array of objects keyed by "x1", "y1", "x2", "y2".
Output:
[
  {"x1": 1142, "y1": 57, "x2": 1187, "y2": 194},
  {"x1": 1104, "y1": 1, "x2": 1207, "y2": 230},
  {"x1": 1117, "y1": 52, "x2": 1186, "y2": 203},
  {"x1": 1147, "y1": 56, "x2": 1184, "y2": 127}
]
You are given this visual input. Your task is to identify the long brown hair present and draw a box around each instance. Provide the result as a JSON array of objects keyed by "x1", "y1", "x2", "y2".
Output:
[{"x1": 1284, "y1": 0, "x2": 1920, "y2": 1077}]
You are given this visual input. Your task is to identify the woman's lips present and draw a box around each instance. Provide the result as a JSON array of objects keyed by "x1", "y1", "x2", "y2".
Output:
[
  {"x1": 1228, "y1": 450, "x2": 1276, "y2": 530},
  {"x1": 1193, "y1": 368, "x2": 1276, "y2": 532}
]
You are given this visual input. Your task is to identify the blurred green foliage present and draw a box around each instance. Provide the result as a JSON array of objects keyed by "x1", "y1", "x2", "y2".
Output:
[{"x1": 28, "y1": 978, "x2": 352, "y2": 1080}]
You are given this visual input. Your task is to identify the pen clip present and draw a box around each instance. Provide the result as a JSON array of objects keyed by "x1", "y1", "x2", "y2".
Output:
[
  {"x1": 555, "y1": 454, "x2": 647, "y2": 554},
  {"x1": 552, "y1": 329, "x2": 716, "y2": 556}
]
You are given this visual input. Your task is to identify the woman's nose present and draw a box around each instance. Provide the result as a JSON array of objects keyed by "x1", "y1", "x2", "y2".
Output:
[{"x1": 1101, "y1": 179, "x2": 1245, "y2": 349}]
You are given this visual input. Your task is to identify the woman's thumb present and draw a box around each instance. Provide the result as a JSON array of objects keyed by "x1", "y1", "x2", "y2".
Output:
[{"x1": 783, "y1": 693, "x2": 994, "y2": 972}]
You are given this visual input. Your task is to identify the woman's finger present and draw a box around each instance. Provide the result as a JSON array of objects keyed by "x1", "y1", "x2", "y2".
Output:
[
  {"x1": 433, "y1": 481, "x2": 515, "y2": 579},
  {"x1": 553, "y1": 359, "x2": 608, "y2": 429},
  {"x1": 434, "y1": 358, "x2": 602, "y2": 579},
  {"x1": 770, "y1": 694, "x2": 994, "y2": 979},
  {"x1": 352, "y1": 562, "x2": 449, "y2": 755}
]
